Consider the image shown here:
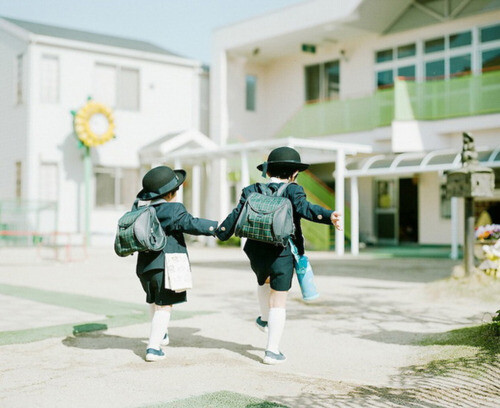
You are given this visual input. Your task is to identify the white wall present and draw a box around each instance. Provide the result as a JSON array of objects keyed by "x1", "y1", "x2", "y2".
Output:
[
  {"x1": 418, "y1": 172, "x2": 464, "y2": 245},
  {"x1": 0, "y1": 30, "x2": 29, "y2": 200}
]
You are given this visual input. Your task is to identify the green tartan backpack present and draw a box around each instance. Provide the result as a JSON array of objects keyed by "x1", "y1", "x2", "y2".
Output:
[
  {"x1": 235, "y1": 183, "x2": 295, "y2": 246},
  {"x1": 114, "y1": 200, "x2": 167, "y2": 257}
]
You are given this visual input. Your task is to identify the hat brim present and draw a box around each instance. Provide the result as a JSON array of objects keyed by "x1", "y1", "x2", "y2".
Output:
[
  {"x1": 136, "y1": 169, "x2": 186, "y2": 200},
  {"x1": 257, "y1": 161, "x2": 310, "y2": 172}
]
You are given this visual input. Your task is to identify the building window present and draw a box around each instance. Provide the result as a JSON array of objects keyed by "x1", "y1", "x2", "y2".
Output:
[
  {"x1": 16, "y1": 54, "x2": 23, "y2": 104},
  {"x1": 93, "y1": 64, "x2": 140, "y2": 111},
  {"x1": 374, "y1": 28, "x2": 480, "y2": 86},
  {"x1": 40, "y1": 55, "x2": 60, "y2": 103},
  {"x1": 15, "y1": 161, "x2": 22, "y2": 199},
  {"x1": 480, "y1": 23, "x2": 500, "y2": 72},
  {"x1": 245, "y1": 74, "x2": 257, "y2": 111},
  {"x1": 375, "y1": 42, "x2": 417, "y2": 88},
  {"x1": 95, "y1": 167, "x2": 139, "y2": 208},
  {"x1": 304, "y1": 60, "x2": 339, "y2": 102},
  {"x1": 39, "y1": 163, "x2": 59, "y2": 202}
]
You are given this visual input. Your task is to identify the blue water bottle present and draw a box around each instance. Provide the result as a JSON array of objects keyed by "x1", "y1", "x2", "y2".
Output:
[{"x1": 289, "y1": 241, "x2": 319, "y2": 301}]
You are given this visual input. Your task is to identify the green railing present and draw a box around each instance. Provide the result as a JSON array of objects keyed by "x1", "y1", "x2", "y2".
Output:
[
  {"x1": 277, "y1": 70, "x2": 500, "y2": 138},
  {"x1": 395, "y1": 70, "x2": 500, "y2": 120},
  {"x1": 297, "y1": 171, "x2": 351, "y2": 251},
  {"x1": 276, "y1": 88, "x2": 394, "y2": 138}
]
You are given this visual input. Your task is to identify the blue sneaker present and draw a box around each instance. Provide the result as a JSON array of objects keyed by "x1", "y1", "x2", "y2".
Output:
[
  {"x1": 160, "y1": 333, "x2": 169, "y2": 346},
  {"x1": 145, "y1": 348, "x2": 165, "y2": 362},
  {"x1": 263, "y1": 350, "x2": 286, "y2": 365},
  {"x1": 255, "y1": 316, "x2": 268, "y2": 333}
]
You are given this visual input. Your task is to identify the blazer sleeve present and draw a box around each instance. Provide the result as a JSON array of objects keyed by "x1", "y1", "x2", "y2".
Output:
[
  {"x1": 215, "y1": 188, "x2": 249, "y2": 241},
  {"x1": 289, "y1": 184, "x2": 333, "y2": 225},
  {"x1": 171, "y1": 203, "x2": 218, "y2": 236}
]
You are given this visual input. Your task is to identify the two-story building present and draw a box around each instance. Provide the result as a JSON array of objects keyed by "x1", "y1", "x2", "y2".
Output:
[
  {"x1": 205, "y1": 0, "x2": 500, "y2": 256},
  {"x1": 0, "y1": 17, "x2": 211, "y2": 245}
]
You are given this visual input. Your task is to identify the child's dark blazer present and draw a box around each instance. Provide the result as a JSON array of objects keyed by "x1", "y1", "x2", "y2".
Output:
[
  {"x1": 136, "y1": 202, "x2": 217, "y2": 275},
  {"x1": 216, "y1": 182, "x2": 333, "y2": 258}
]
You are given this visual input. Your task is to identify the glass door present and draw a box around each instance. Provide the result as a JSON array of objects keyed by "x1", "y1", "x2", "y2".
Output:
[{"x1": 375, "y1": 179, "x2": 398, "y2": 244}]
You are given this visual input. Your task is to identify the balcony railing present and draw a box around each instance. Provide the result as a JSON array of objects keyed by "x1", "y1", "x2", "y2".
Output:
[
  {"x1": 276, "y1": 70, "x2": 500, "y2": 138},
  {"x1": 395, "y1": 69, "x2": 500, "y2": 120}
]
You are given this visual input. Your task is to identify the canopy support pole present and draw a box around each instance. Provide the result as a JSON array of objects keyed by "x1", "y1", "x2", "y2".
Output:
[
  {"x1": 350, "y1": 176, "x2": 359, "y2": 256},
  {"x1": 335, "y1": 149, "x2": 345, "y2": 256}
]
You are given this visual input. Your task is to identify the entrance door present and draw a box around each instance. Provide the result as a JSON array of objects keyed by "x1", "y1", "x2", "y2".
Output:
[
  {"x1": 398, "y1": 178, "x2": 419, "y2": 242},
  {"x1": 375, "y1": 179, "x2": 398, "y2": 244}
]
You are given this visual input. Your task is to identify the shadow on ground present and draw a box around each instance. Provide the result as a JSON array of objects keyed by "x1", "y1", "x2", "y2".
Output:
[
  {"x1": 195, "y1": 258, "x2": 457, "y2": 283},
  {"x1": 270, "y1": 352, "x2": 500, "y2": 408},
  {"x1": 62, "y1": 327, "x2": 263, "y2": 362}
]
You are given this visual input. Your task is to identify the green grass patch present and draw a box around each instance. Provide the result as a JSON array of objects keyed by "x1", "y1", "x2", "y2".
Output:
[
  {"x1": 419, "y1": 323, "x2": 500, "y2": 354},
  {"x1": 142, "y1": 391, "x2": 287, "y2": 408}
]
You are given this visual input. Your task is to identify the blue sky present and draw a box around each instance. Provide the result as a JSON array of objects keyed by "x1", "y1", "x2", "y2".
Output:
[{"x1": 0, "y1": 0, "x2": 306, "y2": 64}]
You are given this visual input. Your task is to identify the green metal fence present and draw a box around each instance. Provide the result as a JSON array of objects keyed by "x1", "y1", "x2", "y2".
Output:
[{"x1": 277, "y1": 70, "x2": 500, "y2": 138}]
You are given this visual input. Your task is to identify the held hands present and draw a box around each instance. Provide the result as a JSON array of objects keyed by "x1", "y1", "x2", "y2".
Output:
[{"x1": 331, "y1": 211, "x2": 343, "y2": 231}]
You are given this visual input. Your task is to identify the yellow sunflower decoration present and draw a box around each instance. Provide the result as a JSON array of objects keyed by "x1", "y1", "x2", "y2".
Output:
[{"x1": 73, "y1": 100, "x2": 115, "y2": 147}]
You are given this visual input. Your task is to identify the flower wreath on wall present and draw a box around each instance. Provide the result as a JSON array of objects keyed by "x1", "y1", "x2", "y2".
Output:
[{"x1": 72, "y1": 99, "x2": 115, "y2": 147}]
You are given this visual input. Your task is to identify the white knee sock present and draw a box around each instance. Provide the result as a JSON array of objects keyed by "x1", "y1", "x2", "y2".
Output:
[
  {"x1": 266, "y1": 308, "x2": 286, "y2": 354},
  {"x1": 147, "y1": 306, "x2": 171, "y2": 350},
  {"x1": 257, "y1": 284, "x2": 271, "y2": 321}
]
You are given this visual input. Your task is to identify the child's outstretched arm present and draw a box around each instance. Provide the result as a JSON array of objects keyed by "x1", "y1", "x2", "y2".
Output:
[
  {"x1": 171, "y1": 203, "x2": 218, "y2": 236},
  {"x1": 289, "y1": 183, "x2": 342, "y2": 229},
  {"x1": 215, "y1": 189, "x2": 248, "y2": 241}
]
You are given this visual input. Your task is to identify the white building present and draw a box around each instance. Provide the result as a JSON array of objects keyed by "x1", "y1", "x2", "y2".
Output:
[
  {"x1": 0, "y1": 17, "x2": 210, "y2": 245},
  {"x1": 206, "y1": 0, "x2": 500, "y2": 255}
]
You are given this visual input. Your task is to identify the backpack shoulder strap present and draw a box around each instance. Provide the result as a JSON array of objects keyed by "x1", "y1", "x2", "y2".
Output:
[
  {"x1": 131, "y1": 199, "x2": 140, "y2": 211},
  {"x1": 275, "y1": 183, "x2": 290, "y2": 197},
  {"x1": 257, "y1": 183, "x2": 272, "y2": 196}
]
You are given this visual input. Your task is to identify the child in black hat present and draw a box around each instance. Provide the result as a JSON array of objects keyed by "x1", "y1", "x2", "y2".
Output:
[
  {"x1": 216, "y1": 147, "x2": 342, "y2": 365},
  {"x1": 136, "y1": 166, "x2": 218, "y2": 362}
]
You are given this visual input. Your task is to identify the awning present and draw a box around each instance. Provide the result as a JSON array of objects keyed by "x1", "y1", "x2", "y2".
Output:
[{"x1": 344, "y1": 147, "x2": 500, "y2": 178}]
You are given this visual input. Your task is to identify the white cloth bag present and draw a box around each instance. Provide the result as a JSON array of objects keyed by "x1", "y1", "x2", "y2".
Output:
[{"x1": 164, "y1": 253, "x2": 193, "y2": 292}]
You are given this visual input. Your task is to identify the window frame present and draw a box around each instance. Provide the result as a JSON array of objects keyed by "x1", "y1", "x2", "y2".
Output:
[
  {"x1": 245, "y1": 74, "x2": 257, "y2": 112},
  {"x1": 15, "y1": 53, "x2": 24, "y2": 105},
  {"x1": 93, "y1": 63, "x2": 141, "y2": 111},
  {"x1": 372, "y1": 23, "x2": 500, "y2": 88},
  {"x1": 304, "y1": 59, "x2": 340, "y2": 102},
  {"x1": 40, "y1": 54, "x2": 60, "y2": 104},
  {"x1": 94, "y1": 166, "x2": 139, "y2": 209}
]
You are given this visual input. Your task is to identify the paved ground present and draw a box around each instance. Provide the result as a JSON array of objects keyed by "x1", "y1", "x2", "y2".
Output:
[{"x1": 0, "y1": 244, "x2": 499, "y2": 408}]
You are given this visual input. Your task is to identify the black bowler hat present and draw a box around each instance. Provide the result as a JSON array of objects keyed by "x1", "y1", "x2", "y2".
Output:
[
  {"x1": 257, "y1": 146, "x2": 310, "y2": 177},
  {"x1": 137, "y1": 166, "x2": 186, "y2": 200}
]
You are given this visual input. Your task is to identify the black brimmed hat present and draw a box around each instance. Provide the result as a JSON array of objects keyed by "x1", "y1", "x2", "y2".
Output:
[
  {"x1": 257, "y1": 146, "x2": 310, "y2": 177},
  {"x1": 137, "y1": 166, "x2": 186, "y2": 201}
]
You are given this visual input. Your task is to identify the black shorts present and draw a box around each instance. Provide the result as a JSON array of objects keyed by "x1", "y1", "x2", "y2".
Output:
[
  {"x1": 249, "y1": 254, "x2": 294, "y2": 291},
  {"x1": 137, "y1": 269, "x2": 187, "y2": 306}
]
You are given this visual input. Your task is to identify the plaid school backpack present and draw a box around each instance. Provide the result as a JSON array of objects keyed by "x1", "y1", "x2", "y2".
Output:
[
  {"x1": 114, "y1": 200, "x2": 167, "y2": 257},
  {"x1": 235, "y1": 183, "x2": 295, "y2": 246}
]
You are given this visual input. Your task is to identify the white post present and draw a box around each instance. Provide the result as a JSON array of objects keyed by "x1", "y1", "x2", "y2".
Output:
[
  {"x1": 241, "y1": 150, "x2": 250, "y2": 188},
  {"x1": 240, "y1": 151, "x2": 250, "y2": 248},
  {"x1": 335, "y1": 149, "x2": 345, "y2": 256},
  {"x1": 350, "y1": 176, "x2": 359, "y2": 256},
  {"x1": 174, "y1": 159, "x2": 183, "y2": 203},
  {"x1": 450, "y1": 196, "x2": 459, "y2": 260},
  {"x1": 219, "y1": 158, "x2": 229, "y2": 221},
  {"x1": 192, "y1": 164, "x2": 201, "y2": 217}
]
